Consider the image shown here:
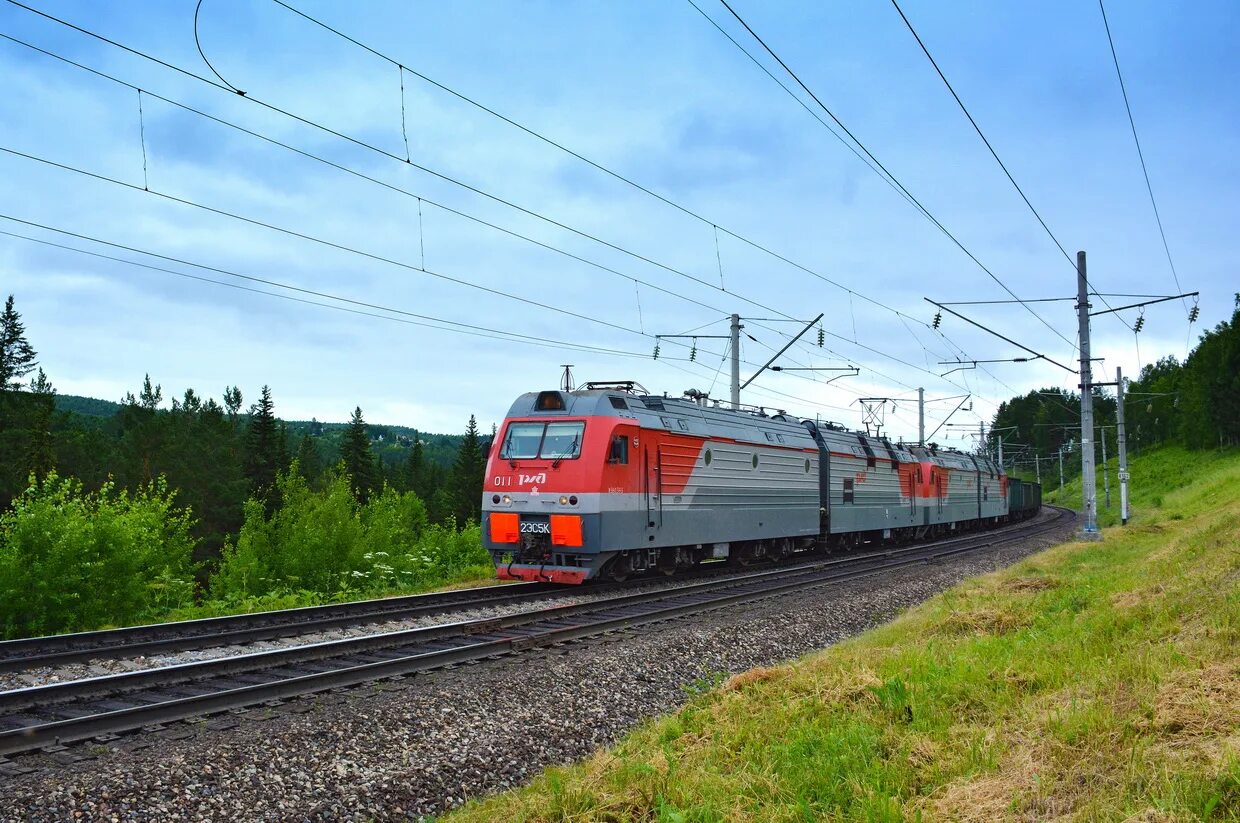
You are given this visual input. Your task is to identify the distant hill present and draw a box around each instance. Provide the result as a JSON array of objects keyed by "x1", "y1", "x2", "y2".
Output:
[
  {"x1": 51, "y1": 394, "x2": 479, "y2": 470},
  {"x1": 55, "y1": 394, "x2": 123, "y2": 418}
]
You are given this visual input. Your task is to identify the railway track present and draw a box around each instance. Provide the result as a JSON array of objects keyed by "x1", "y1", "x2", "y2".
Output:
[
  {"x1": 0, "y1": 555, "x2": 824, "y2": 674},
  {"x1": 0, "y1": 507, "x2": 1071, "y2": 757},
  {"x1": 0, "y1": 581, "x2": 574, "y2": 674}
]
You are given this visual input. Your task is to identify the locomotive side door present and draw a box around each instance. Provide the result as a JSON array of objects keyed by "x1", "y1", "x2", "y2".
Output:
[{"x1": 643, "y1": 438, "x2": 662, "y2": 530}]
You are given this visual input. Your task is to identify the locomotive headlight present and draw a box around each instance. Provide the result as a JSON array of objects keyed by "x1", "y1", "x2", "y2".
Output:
[
  {"x1": 491, "y1": 494, "x2": 501, "y2": 504},
  {"x1": 502, "y1": 494, "x2": 512, "y2": 505},
  {"x1": 559, "y1": 495, "x2": 569, "y2": 506},
  {"x1": 569, "y1": 495, "x2": 578, "y2": 506}
]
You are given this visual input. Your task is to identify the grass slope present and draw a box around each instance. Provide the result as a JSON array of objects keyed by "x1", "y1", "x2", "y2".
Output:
[{"x1": 451, "y1": 447, "x2": 1240, "y2": 822}]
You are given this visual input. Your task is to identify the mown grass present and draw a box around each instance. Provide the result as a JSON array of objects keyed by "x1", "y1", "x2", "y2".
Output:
[{"x1": 449, "y1": 446, "x2": 1240, "y2": 822}]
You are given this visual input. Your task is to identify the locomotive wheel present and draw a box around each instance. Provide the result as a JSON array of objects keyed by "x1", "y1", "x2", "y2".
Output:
[
  {"x1": 608, "y1": 554, "x2": 633, "y2": 583},
  {"x1": 656, "y1": 548, "x2": 677, "y2": 577},
  {"x1": 730, "y1": 543, "x2": 755, "y2": 567}
]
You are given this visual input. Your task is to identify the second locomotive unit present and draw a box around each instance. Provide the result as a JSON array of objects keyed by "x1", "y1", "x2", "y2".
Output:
[{"x1": 482, "y1": 382, "x2": 1039, "y2": 584}]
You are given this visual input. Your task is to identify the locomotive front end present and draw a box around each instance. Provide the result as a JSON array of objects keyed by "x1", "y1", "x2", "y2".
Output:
[{"x1": 483, "y1": 389, "x2": 632, "y2": 584}]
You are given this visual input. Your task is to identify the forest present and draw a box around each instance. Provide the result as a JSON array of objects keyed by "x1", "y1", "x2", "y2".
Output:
[
  {"x1": 990, "y1": 296, "x2": 1240, "y2": 484},
  {"x1": 0, "y1": 295, "x2": 492, "y2": 639}
]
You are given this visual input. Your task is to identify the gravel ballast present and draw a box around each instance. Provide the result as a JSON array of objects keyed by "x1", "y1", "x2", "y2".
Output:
[{"x1": 0, "y1": 511, "x2": 1074, "y2": 821}]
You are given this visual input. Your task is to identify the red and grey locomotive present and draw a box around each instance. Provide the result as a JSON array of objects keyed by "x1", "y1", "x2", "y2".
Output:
[{"x1": 482, "y1": 382, "x2": 1039, "y2": 584}]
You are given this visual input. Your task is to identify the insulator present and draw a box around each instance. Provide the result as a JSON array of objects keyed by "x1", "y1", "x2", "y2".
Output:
[
  {"x1": 817, "y1": 327, "x2": 825, "y2": 347},
  {"x1": 689, "y1": 339, "x2": 697, "y2": 362},
  {"x1": 1133, "y1": 315, "x2": 1145, "y2": 333},
  {"x1": 932, "y1": 311, "x2": 942, "y2": 330},
  {"x1": 652, "y1": 343, "x2": 660, "y2": 360},
  {"x1": 1188, "y1": 305, "x2": 1199, "y2": 323}
]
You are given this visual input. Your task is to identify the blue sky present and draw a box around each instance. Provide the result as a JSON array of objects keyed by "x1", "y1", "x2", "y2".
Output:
[{"x1": 1, "y1": 0, "x2": 1236, "y2": 442}]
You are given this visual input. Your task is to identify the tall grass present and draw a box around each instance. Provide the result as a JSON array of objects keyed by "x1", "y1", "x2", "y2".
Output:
[{"x1": 452, "y1": 447, "x2": 1240, "y2": 821}]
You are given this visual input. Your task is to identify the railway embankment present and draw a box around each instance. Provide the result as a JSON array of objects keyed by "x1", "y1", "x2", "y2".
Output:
[{"x1": 452, "y1": 446, "x2": 1240, "y2": 821}]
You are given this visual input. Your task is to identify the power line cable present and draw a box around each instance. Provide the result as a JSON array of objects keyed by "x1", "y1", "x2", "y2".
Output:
[
  {"x1": 212, "y1": 0, "x2": 1002, "y2": 372},
  {"x1": 889, "y1": 0, "x2": 1136, "y2": 338},
  {"x1": 712, "y1": 0, "x2": 1079, "y2": 356},
  {"x1": 0, "y1": 38, "x2": 988, "y2": 403},
  {"x1": 889, "y1": 0, "x2": 1074, "y2": 267},
  {"x1": 1097, "y1": 0, "x2": 1189, "y2": 339},
  {"x1": 2, "y1": 3, "x2": 1016, "y2": 406},
  {"x1": 0, "y1": 225, "x2": 657, "y2": 358}
]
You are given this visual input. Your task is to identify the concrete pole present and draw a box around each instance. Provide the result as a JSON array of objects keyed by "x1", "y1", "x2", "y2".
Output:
[
  {"x1": 1059, "y1": 447, "x2": 1064, "y2": 491},
  {"x1": 1077, "y1": 251, "x2": 1101, "y2": 537},
  {"x1": 730, "y1": 313, "x2": 741, "y2": 410},
  {"x1": 1117, "y1": 366, "x2": 1130, "y2": 525},
  {"x1": 1035, "y1": 455, "x2": 1041, "y2": 484},
  {"x1": 918, "y1": 387, "x2": 925, "y2": 446},
  {"x1": 1101, "y1": 426, "x2": 1110, "y2": 509}
]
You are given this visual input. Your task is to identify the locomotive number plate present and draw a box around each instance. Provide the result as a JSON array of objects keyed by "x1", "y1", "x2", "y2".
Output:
[{"x1": 520, "y1": 521, "x2": 551, "y2": 534}]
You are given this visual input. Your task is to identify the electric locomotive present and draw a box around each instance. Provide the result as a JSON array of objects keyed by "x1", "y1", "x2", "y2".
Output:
[{"x1": 482, "y1": 382, "x2": 1036, "y2": 583}]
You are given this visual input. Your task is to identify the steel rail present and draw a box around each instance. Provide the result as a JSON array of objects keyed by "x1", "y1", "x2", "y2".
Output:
[
  {"x1": 0, "y1": 509, "x2": 1070, "y2": 756},
  {"x1": 0, "y1": 581, "x2": 566, "y2": 673}
]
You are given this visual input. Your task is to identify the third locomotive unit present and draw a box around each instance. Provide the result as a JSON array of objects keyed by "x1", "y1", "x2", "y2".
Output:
[{"x1": 482, "y1": 382, "x2": 1040, "y2": 584}]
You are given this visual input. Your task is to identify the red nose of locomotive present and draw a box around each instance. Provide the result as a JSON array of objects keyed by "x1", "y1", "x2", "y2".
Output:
[{"x1": 482, "y1": 390, "x2": 620, "y2": 584}]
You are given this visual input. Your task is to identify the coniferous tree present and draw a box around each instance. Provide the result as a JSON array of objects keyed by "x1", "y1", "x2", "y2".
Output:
[
  {"x1": 26, "y1": 368, "x2": 55, "y2": 478},
  {"x1": 223, "y1": 386, "x2": 243, "y2": 428},
  {"x1": 340, "y1": 406, "x2": 377, "y2": 501},
  {"x1": 450, "y1": 415, "x2": 485, "y2": 525},
  {"x1": 295, "y1": 433, "x2": 323, "y2": 483},
  {"x1": 404, "y1": 432, "x2": 425, "y2": 497},
  {"x1": 0, "y1": 295, "x2": 38, "y2": 391},
  {"x1": 244, "y1": 385, "x2": 280, "y2": 494}
]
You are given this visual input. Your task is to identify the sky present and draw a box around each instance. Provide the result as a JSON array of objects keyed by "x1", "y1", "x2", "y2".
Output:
[{"x1": 1, "y1": 0, "x2": 1236, "y2": 445}]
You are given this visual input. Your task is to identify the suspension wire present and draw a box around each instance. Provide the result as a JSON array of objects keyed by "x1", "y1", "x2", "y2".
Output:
[
  {"x1": 634, "y1": 280, "x2": 645, "y2": 334},
  {"x1": 713, "y1": 224, "x2": 725, "y2": 290},
  {"x1": 398, "y1": 64, "x2": 411, "y2": 162},
  {"x1": 416, "y1": 196, "x2": 425, "y2": 269},
  {"x1": 136, "y1": 88, "x2": 149, "y2": 190}
]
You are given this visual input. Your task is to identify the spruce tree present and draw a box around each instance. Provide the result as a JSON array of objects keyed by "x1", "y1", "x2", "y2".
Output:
[
  {"x1": 341, "y1": 406, "x2": 377, "y2": 501},
  {"x1": 450, "y1": 415, "x2": 485, "y2": 525},
  {"x1": 244, "y1": 385, "x2": 280, "y2": 494},
  {"x1": 26, "y1": 368, "x2": 55, "y2": 478},
  {"x1": 295, "y1": 433, "x2": 322, "y2": 483},
  {"x1": 404, "y1": 432, "x2": 425, "y2": 497},
  {"x1": 0, "y1": 295, "x2": 38, "y2": 391}
]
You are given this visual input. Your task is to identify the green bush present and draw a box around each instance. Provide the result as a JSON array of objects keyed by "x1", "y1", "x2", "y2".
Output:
[
  {"x1": 0, "y1": 472, "x2": 197, "y2": 638},
  {"x1": 212, "y1": 465, "x2": 491, "y2": 600}
]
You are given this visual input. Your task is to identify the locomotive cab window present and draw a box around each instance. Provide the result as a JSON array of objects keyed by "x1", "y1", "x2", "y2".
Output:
[
  {"x1": 540, "y1": 422, "x2": 585, "y2": 459},
  {"x1": 607, "y1": 434, "x2": 630, "y2": 464},
  {"x1": 499, "y1": 421, "x2": 586, "y2": 460},
  {"x1": 500, "y1": 422, "x2": 544, "y2": 459}
]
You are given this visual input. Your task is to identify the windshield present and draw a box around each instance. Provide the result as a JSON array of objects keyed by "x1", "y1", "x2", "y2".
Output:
[
  {"x1": 540, "y1": 422, "x2": 584, "y2": 459},
  {"x1": 499, "y1": 421, "x2": 586, "y2": 460},
  {"x1": 500, "y1": 422, "x2": 545, "y2": 459}
]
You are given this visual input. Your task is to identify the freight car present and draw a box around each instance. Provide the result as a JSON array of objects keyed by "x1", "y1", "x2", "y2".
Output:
[
  {"x1": 1006, "y1": 476, "x2": 1042, "y2": 522},
  {"x1": 482, "y1": 383, "x2": 1039, "y2": 584}
]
